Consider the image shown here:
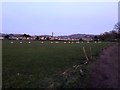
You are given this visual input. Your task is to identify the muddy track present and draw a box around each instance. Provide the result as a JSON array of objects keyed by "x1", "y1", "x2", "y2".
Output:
[{"x1": 87, "y1": 43, "x2": 119, "y2": 88}]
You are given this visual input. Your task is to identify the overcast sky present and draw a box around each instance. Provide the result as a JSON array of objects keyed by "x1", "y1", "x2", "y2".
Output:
[{"x1": 2, "y1": 2, "x2": 118, "y2": 36}]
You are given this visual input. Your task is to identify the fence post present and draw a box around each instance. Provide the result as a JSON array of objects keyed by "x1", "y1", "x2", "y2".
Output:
[{"x1": 83, "y1": 47, "x2": 89, "y2": 61}]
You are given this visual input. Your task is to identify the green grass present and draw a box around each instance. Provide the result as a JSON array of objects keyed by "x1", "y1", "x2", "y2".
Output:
[{"x1": 2, "y1": 40, "x2": 113, "y2": 88}]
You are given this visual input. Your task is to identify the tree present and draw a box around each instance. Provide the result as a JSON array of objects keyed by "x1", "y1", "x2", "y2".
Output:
[
  {"x1": 36, "y1": 36, "x2": 39, "y2": 40},
  {"x1": 46, "y1": 37, "x2": 50, "y2": 40},
  {"x1": 79, "y1": 38, "x2": 83, "y2": 41},
  {"x1": 113, "y1": 22, "x2": 120, "y2": 39},
  {"x1": 94, "y1": 36, "x2": 99, "y2": 41},
  {"x1": 98, "y1": 22, "x2": 120, "y2": 42},
  {"x1": 114, "y1": 22, "x2": 120, "y2": 33},
  {"x1": 22, "y1": 34, "x2": 31, "y2": 38},
  {"x1": 4, "y1": 35, "x2": 10, "y2": 39}
]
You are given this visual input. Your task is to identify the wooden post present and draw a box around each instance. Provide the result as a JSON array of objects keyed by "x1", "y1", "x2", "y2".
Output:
[
  {"x1": 90, "y1": 47, "x2": 92, "y2": 59},
  {"x1": 83, "y1": 47, "x2": 89, "y2": 61}
]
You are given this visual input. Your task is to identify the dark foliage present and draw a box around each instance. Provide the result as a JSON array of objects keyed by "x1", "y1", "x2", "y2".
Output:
[{"x1": 98, "y1": 22, "x2": 120, "y2": 42}]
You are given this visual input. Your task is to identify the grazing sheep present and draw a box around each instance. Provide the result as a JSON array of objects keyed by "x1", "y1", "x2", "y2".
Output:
[
  {"x1": 55, "y1": 42, "x2": 59, "y2": 43},
  {"x1": 76, "y1": 42, "x2": 79, "y2": 43},
  {"x1": 11, "y1": 41, "x2": 13, "y2": 43},
  {"x1": 28, "y1": 41, "x2": 31, "y2": 43},
  {"x1": 20, "y1": 41, "x2": 22, "y2": 43}
]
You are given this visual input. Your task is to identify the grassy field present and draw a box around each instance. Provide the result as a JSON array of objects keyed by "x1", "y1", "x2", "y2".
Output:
[{"x1": 2, "y1": 40, "x2": 113, "y2": 88}]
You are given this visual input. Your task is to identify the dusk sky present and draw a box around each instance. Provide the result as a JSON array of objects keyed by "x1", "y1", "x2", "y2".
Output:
[{"x1": 2, "y1": 2, "x2": 118, "y2": 36}]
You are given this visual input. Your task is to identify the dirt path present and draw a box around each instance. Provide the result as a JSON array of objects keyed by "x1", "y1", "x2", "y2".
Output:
[{"x1": 87, "y1": 43, "x2": 119, "y2": 88}]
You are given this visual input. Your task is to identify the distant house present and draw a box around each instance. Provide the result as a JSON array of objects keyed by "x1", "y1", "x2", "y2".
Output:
[
  {"x1": 0, "y1": 37, "x2": 4, "y2": 40},
  {"x1": 82, "y1": 37, "x2": 93, "y2": 42},
  {"x1": 8, "y1": 34, "x2": 17, "y2": 40}
]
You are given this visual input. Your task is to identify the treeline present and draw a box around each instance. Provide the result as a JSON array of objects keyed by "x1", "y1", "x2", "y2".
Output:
[
  {"x1": 3, "y1": 22, "x2": 120, "y2": 42},
  {"x1": 95, "y1": 22, "x2": 120, "y2": 42}
]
